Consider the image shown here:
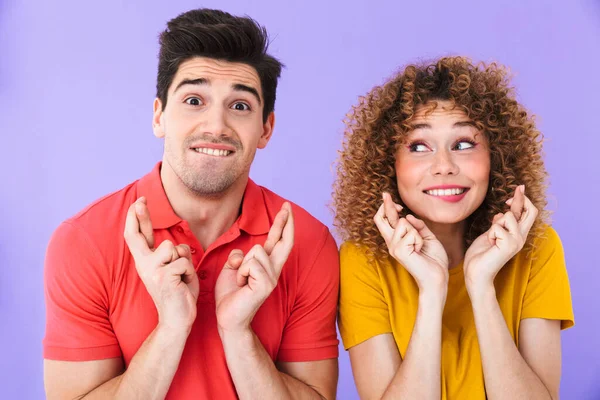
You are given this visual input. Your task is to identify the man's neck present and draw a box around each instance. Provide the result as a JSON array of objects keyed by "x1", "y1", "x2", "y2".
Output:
[{"x1": 160, "y1": 162, "x2": 247, "y2": 251}]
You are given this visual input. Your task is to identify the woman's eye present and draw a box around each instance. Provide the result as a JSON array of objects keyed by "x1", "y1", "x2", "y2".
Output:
[
  {"x1": 454, "y1": 141, "x2": 475, "y2": 150},
  {"x1": 232, "y1": 102, "x2": 250, "y2": 111},
  {"x1": 185, "y1": 97, "x2": 202, "y2": 106},
  {"x1": 409, "y1": 143, "x2": 429, "y2": 152}
]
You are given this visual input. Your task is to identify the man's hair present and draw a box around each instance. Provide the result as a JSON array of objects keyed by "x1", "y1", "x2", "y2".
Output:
[{"x1": 157, "y1": 9, "x2": 283, "y2": 122}]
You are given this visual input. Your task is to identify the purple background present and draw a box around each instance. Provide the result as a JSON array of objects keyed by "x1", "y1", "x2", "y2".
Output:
[{"x1": 1, "y1": 0, "x2": 599, "y2": 398}]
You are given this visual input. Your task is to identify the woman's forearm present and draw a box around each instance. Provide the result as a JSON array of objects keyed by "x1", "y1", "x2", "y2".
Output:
[
  {"x1": 469, "y1": 286, "x2": 554, "y2": 400},
  {"x1": 382, "y1": 289, "x2": 445, "y2": 400}
]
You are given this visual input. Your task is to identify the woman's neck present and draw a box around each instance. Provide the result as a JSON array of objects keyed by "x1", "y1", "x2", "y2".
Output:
[{"x1": 423, "y1": 220, "x2": 466, "y2": 269}]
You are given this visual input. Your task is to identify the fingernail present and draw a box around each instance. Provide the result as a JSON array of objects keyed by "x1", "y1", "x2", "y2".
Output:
[
  {"x1": 231, "y1": 249, "x2": 244, "y2": 257},
  {"x1": 519, "y1": 185, "x2": 525, "y2": 194},
  {"x1": 135, "y1": 202, "x2": 144, "y2": 215}
]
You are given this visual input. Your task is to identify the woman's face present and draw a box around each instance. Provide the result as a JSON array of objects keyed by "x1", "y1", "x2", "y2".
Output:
[{"x1": 394, "y1": 101, "x2": 491, "y2": 226}]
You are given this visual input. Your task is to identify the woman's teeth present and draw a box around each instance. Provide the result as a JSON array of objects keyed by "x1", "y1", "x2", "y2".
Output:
[{"x1": 425, "y1": 188, "x2": 466, "y2": 196}]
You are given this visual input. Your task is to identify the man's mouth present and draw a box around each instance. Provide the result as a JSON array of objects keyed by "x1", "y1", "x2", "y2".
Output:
[{"x1": 192, "y1": 147, "x2": 233, "y2": 157}]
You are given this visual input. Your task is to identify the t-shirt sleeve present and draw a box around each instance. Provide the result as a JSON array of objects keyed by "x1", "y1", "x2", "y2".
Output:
[
  {"x1": 338, "y1": 242, "x2": 392, "y2": 350},
  {"x1": 521, "y1": 226, "x2": 574, "y2": 330},
  {"x1": 277, "y1": 228, "x2": 340, "y2": 362},
  {"x1": 43, "y1": 221, "x2": 122, "y2": 361}
]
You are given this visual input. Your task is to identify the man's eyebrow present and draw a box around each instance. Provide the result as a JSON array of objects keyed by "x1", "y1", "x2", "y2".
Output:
[
  {"x1": 174, "y1": 78, "x2": 208, "y2": 93},
  {"x1": 172, "y1": 79, "x2": 261, "y2": 105},
  {"x1": 233, "y1": 83, "x2": 261, "y2": 105}
]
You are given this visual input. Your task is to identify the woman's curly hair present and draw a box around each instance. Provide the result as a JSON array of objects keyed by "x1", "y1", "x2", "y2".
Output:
[{"x1": 332, "y1": 56, "x2": 549, "y2": 263}]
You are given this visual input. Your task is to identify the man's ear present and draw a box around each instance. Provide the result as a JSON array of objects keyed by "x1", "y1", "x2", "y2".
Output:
[
  {"x1": 257, "y1": 112, "x2": 275, "y2": 149},
  {"x1": 152, "y1": 98, "x2": 165, "y2": 138}
]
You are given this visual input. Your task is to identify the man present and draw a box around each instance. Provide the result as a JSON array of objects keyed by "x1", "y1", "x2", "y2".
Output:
[{"x1": 43, "y1": 9, "x2": 339, "y2": 399}]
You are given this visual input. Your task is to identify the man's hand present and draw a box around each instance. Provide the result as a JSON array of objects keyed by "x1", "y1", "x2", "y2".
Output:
[
  {"x1": 124, "y1": 197, "x2": 200, "y2": 333},
  {"x1": 215, "y1": 202, "x2": 294, "y2": 334}
]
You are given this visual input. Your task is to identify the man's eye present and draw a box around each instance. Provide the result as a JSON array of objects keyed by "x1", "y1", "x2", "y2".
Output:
[
  {"x1": 185, "y1": 97, "x2": 202, "y2": 106},
  {"x1": 232, "y1": 102, "x2": 250, "y2": 111}
]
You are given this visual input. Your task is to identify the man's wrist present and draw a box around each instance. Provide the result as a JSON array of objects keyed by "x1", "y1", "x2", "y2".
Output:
[
  {"x1": 155, "y1": 322, "x2": 193, "y2": 343},
  {"x1": 218, "y1": 325, "x2": 258, "y2": 358},
  {"x1": 218, "y1": 324, "x2": 254, "y2": 342}
]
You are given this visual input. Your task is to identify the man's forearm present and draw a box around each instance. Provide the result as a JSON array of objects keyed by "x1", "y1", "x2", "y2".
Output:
[
  {"x1": 470, "y1": 286, "x2": 553, "y2": 400},
  {"x1": 80, "y1": 324, "x2": 190, "y2": 400},
  {"x1": 219, "y1": 328, "x2": 326, "y2": 400}
]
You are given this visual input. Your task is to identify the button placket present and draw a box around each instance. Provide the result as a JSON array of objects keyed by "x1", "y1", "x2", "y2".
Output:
[{"x1": 173, "y1": 222, "x2": 202, "y2": 259}]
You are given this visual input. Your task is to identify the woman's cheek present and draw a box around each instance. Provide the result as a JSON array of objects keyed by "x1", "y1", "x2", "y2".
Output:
[{"x1": 460, "y1": 153, "x2": 490, "y2": 177}]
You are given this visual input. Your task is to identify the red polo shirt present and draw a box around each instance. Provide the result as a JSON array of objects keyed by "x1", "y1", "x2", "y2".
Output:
[{"x1": 44, "y1": 162, "x2": 339, "y2": 399}]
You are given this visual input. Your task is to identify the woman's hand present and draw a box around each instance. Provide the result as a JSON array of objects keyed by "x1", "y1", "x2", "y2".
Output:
[
  {"x1": 374, "y1": 192, "x2": 449, "y2": 297},
  {"x1": 464, "y1": 185, "x2": 538, "y2": 296}
]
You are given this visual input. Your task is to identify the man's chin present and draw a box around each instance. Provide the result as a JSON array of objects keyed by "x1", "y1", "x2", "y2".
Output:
[{"x1": 178, "y1": 174, "x2": 234, "y2": 196}]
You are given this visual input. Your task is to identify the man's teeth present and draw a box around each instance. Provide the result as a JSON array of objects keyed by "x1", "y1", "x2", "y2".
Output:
[
  {"x1": 425, "y1": 188, "x2": 466, "y2": 196},
  {"x1": 194, "y1": 148, "x2": 231, "y2": 157}
]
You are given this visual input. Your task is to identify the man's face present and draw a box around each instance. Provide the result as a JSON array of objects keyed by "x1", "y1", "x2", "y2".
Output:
[{"x1": 153, "y1": 57, "x2": 273, "y2": 196}]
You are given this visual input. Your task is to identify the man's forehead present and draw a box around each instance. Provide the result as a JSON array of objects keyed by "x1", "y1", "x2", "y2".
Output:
[{"x1": 173, "y1": 57, "x2": 261, "y2": 89}]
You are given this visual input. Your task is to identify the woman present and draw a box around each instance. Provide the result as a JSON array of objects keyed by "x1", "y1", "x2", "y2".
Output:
[{"x1": 333, "y1": 56, "x2": 574, "y2": 399}]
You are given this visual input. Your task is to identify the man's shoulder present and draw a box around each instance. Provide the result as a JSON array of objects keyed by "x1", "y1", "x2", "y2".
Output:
[
  {"x1": 45, "y1": 178, "x2": 142, "y2": 278},
  {"x1": 258, "y1": 185, "x2": 334, "y2": 249},
  {"x1": 63, "y1": 178, "x2": 141, "y2": 244}
]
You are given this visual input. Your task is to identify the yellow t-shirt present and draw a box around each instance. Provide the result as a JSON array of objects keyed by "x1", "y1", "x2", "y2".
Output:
[{"x1": 338, "y1": 226, "x2": 574, "y2": 399}]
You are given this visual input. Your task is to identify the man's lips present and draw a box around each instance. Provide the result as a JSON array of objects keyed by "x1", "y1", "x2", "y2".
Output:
[
  {"x1": 190, "y1": 143, "x2": 237, "y2": 152},
  {"x1": 190, "y1": 142, "x2": 237, "y2": 157}
]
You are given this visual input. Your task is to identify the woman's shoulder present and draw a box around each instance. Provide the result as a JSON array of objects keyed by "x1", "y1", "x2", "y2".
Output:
[
  {"x1": 530, "y1": 224, "x2": 563, "y2": 257},
  {"x1": 340, "y1": 241, "x2": 374, "y2": 270},
  {"x1": 340, "y1": 241, "x2": 369, "y2": 257},
  {"x1": 339, "y1": 241, "x2": 388, "y2": 276},
  {"x1": 512, "y1": 224, "x2": 565, "y2": 274},
  {"x1": 339, "y1": 241, "x2": 408, "y2": 286}
]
